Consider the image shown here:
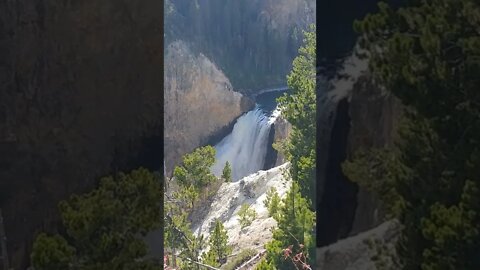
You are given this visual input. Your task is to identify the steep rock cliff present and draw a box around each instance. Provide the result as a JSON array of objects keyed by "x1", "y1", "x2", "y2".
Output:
[
  {"x1": 273, "y1": 115, "x2": 292, "y2": 166},
  {"x1": 346, "y1": 76, "x2": 403, "y2": 235},
  {"x1": 164, "y1": 41, "x2": 253, "y2": 173},
  {"x1": 166, "y1": 0, "x2": 315, "y2": 92},
  {"x1": 263, "y1": 113, "x2": 292, "y2": 170},
  {"x1": 317, "y1": 53, "x2": 403, "y2": 246},
  {"x1": 0, "y1": 1, "x2": 163, "y2": 268}
]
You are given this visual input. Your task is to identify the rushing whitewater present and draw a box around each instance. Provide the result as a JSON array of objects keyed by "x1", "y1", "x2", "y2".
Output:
[{"x1": 211, "y1": 106, "x2": 279, "y2": 181}]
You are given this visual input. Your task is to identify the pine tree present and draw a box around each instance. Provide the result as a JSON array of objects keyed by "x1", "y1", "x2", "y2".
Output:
[
  {"x1": 173, "y1": 145, "x2": 217, "y2": 189},
  {"x1": 31, "y1": 234, "x2": 75, "y2": 270},
  {"x1": 349, "y1": 0, "x2": 480, "y2": 268},
  {"x1": 255, "y1": 258, "x2": 276, "y2": 270},
  {"x1": 179, "y1": 234, "x2": 206, "y2": 270},
  {"x1": 222, "y1": 161, "x2": 232, "y2": 182},
  {"x1": 277, "y1": 24, "x2": 316, "y2": 206},
  {"x1": 238, "y1": 203, "x2": 257, "y2": 229},
  {"x1": 174, "y1": 184, "x2": 199, "y2": 210},
  {"x1": 205, "y1": 219, "x2": 232, "y2": 265},
  {"x1": 201, "y1": 250, "x2": 220, "y2": 268},
  {"x1": 31, "y1": 168, "x2": 163, "y2": 270},
  {"x1": 261, "y1": 24, "x2": 317, "y2": 269},
  {"x1": 264, "y1": 187, "x2": 282, "y2": 219},
  {"x1": 264, "y1": 182, "x2": 315, "y2": 270}
]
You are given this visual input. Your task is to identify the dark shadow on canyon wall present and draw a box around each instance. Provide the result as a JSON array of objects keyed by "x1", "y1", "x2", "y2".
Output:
[
  {"x1": 316, "y1": 98, "x2": 358, "y2": 246},
  {"x1": 315, "y1": 0, "x2": 408, "y2": 248},
  {"x1": 0, "y1": 1, "x2": 163, "y2": 268}
]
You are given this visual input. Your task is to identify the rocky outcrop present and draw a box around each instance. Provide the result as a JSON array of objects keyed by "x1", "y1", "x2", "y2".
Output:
[
  {"x1": 317, "y1": 220, "x2": 401, "y2": 270},
  {"x1": 0, "y1": 1, "x2": 163, "y2": 268},
  {"x1": 272, "y1": 116, "x2": 292, "y2": 166},
  {"x1": 192, "y1": 163, "x2": 291, "y2": 254},
  {"x1": 263, "y1": 113, "x2": 292, "y2": 170},
  {"x1": 166, "y1": 0, "x2": 315, "y2": 92},
  {"x1": 164, "y1": 41, "x2": 253, "y2": 173}
]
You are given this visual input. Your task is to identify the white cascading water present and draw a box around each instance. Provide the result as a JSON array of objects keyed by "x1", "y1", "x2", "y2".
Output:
[{"x1": 211, "y1": 106, "x2": 279, "y2": 181}]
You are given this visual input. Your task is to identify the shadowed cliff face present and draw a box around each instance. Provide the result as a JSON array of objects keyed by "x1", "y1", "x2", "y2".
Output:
[
  {"x1": 0, "y1": 1, "x2": 163, "y2": 268},
  {"x1": 316, "y1": 0, "x2": 408, "y2": 249},
  {"x1": 317, "y1": 98, "x2": 358, "y2": 246},
  {"x1": 346, "y1": 76, "x2": 403, "y2": 235},
  {"x1": 166, "y1": 0, "x2": 315, "y2": 92},
  {"x1": 316, "y1": 73, "x2": 403, "y2": 247}
]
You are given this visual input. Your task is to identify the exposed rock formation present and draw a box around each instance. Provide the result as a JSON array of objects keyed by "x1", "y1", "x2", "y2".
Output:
[
  {"x1": 192, "y1": 163, "x2": 291, "y2": 254},
  {"x1": 273, "y1": 116, "x2": 292, "y2": 166},
  {"x1": 166, "y1": 0, "x2": 315, "y2": 92},
  {"x1": 0, "y1": 1, "x2": 163, "y2": 268},
  {"x1": 317, "y1": 220, "x2": 401, "y2": 270},
  {"x1": 164, "y1": 41, "x2": 253, "y2": 173},
  {"x1": 263, "y1": 113, "x2": 292, "y2": 170}
]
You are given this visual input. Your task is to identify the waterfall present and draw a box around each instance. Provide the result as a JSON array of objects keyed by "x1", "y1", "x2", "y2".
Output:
[{"x1": 211, "y1": 106, "x2": 278, "y2": 181}]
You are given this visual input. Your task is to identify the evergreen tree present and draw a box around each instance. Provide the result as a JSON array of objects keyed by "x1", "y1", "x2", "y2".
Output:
[
  {"x1": 174, "y1": 184, "x2": 199, "y2": 210},
  {"x1": 179, "y1": 234, "x2": 206, "y2": 270},
  {"x1": 222, "y1": 161, "x2": 232, "y2": 182},
  {"x1": 259, "y1": 24, "x2": 316, "y2": 269},
  {"x1": 238, "y1": 203, "x2": 257, "y2": 229},
  {"x1": 205, "y1": 219, "x2": 232, "y2": 265},
  {"x1": 264, "y1": 187, "x2": 282, "y2": 219},
  {"x1": 348, "y1": 0, "x2": 480, "y2": 268},
  {"x1": 173, "y1": 145, "x2": 217, "y2": 190},
  {"x1": 255, "y1": 258, "x2": 275, "y2": 270},
  {"x1": 165, "y1": 199, "x2": 192, "y2": 259},
  {"x1": 201, "y1": 250, "x2": 220, "y2": 268},
  {"x1": 277, "y1": 24, "x2": 316, "y2": 206},
  {"x1": 31, "y1": 234, "x2": 75, "y2": 270},
  {"x1": 264, "y1": 182, "x2": 315, "y2": 270},
  {"x1": 31, "y1": 168, "x2": 163, "y2": 270}
]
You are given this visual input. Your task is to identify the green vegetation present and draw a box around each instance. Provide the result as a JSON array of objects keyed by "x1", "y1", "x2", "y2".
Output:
[
  {"x1": 222, "y1": 249, "x2": 256, "y2": 270},
  {"x1": 263, "y1": 187, "x2": 282, "y2": 219},
  {"x1": 174, "y1": 145, "x2": 216, "y2": 190},
  {"x1": 346, "y1": 1, "x2": 480, "y2": 269},
  {"x1": 31, "y1": 168, "x2": 163, "y2": 270},
  {"x1": 171, "y1": 145, "x2": 218, "y2": 213},
  {"x1": 222, "y1": 161, "x2": 232, "y2": 182},
  {"x1": 174, "y1": 184, "x2": 199, "y2": 210},
  {"x1": 238, "y1": 203, "x2": 257, "y2": 229},
  {"x1": 259, "y1": 24, "x2": 316, "y2": 270},
  {"x1": 277, "y1": 24, "x2": 316, "y2": 205},
  {"x1": 165, "y1": 146, "x2": 233, "y2": 269},
  {"x1": 264, "y1": 182, "x2": 315, "y2": 270},
  {"x1": 255, "y1": 258, "x2": 275, "y2": 270},
  {"x1": 204, "y1": 220, "x2": 232, "y2": 265}
]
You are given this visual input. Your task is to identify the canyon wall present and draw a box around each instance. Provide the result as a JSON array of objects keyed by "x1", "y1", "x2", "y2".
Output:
[
  {"x1": 164, "y1": 41, "x2": 253, "y2": 173},
  {"x1": 317, "y1": 54, "x2": 403, "y2": 247},
  {"x1": 0, "y1": 1, "x2": 163, "y2": 268},
  {"x1": 165, "y1": 0, "x2": 315, "y2": 92}
]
